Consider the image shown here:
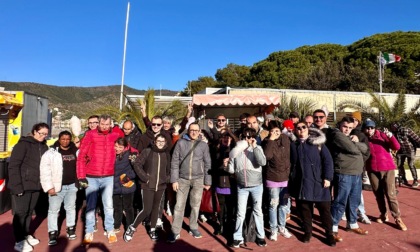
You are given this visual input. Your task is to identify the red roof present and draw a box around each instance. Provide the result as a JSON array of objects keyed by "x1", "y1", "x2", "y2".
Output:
[{"x1": 192, "y1": 94, "x2": 280, "y2": 106}]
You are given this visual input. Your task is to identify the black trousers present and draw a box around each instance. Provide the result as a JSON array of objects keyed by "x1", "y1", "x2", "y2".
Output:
[
  {"x1": 216, "y1": 193, "x2": 235, "y2": 232},
  {"x1": 113, "y1": 193, "x2": 134, "y2": 229},
  {"x1": 296, "y1": 199, "x2": 333, "y2": 236},
  {"x1": 12, "y1": 191, "x2": 40, "y2": 242},
  {"x1": 132, "y1": 189, "x2": 165, "y2": 229}
]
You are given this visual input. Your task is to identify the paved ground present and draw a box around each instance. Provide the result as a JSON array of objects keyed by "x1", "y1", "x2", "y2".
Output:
[{"x1": 0, "y1": 182, "x2": 419, "y2": 252}]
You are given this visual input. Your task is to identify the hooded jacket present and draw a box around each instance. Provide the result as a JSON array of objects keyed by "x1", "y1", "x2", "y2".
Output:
[
  {"x1": 228, "y1": 140, "x2": 267, "y2": 187},
  {"x1": 289, "y1": 128, "x2": 334, "y2": 202},
  {"x1": 138, "y1": 128, "x2": 172, "y2": 153},
  {"x1": 365, "y1": 130, "x2": 400, "y2": 172},
  {"x1": 113, "y1": 147, "x2": 138, "y2": 195},
  {"x1": 262, "y1": 134, "x2": 291, "y2": 182},
  {"x1": 171, "y1": 134, "x2": 212, "y2": 186},
  {"x1": 40, "y1": 141, "x2": 78, "y2": 193},
  {"x1": 124, "y1": 127, "x2": 142, "y2": 151},
  {"x1": 134, "y1": 144, "x2": 171, "y2": 191},
  {"x1": 8, "y1": 136, "x2": 49, "y2": 194}
]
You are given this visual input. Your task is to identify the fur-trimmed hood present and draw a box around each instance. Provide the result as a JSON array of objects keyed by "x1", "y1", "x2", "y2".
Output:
[
  {"x1": 306, "y1": 128, "x2": 327, "y2": 146},
  {"x1": 229, "y1": 140, "x2": 249, "y2": 159}
]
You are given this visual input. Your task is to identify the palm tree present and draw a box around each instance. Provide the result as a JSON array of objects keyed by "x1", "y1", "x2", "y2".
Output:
[{"x1": 275, "y1": 95, "x2": 317, "y2": 120}]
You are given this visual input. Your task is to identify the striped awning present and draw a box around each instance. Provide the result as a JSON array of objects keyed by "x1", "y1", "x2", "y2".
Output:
[{"x1": 193, "y1": 94, "x2": 280, "y2": 106}]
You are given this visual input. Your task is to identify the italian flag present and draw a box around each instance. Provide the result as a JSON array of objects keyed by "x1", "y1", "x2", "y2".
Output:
[{"x1": 380, "y1": 52, "x2": 401, "y2": 65}]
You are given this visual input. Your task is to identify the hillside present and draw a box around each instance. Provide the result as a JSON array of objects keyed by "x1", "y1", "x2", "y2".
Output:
[{"x1": 0, "y1": 82, "x2": 177, "y2": 119}]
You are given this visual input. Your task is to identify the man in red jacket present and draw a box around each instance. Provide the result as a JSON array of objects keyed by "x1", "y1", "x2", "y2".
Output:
[{"x1": 77, "y1": 114, "x2": 124, "y2": 245}]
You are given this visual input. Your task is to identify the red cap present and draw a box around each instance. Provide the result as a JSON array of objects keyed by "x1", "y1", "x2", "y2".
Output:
[{"x1": 283, "y1": 119, "x2": 294, "y2": 130}]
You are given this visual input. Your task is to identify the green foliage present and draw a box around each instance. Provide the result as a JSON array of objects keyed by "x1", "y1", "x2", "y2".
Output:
[{"x1": 275, "y1": 95, "x2": 317, "y2": 120}]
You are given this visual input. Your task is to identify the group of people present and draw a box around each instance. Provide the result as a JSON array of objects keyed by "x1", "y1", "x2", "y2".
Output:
[{"x1": 8, "y1": 103, "x2": 417, "y2": 251}]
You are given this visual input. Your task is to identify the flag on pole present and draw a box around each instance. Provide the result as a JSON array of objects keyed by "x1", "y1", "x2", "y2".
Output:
[{"x1": 380, "y1": 52, "x2": 401, "y2": 66}]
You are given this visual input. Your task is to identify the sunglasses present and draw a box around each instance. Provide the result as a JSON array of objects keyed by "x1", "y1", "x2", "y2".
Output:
[
  {"x1": 296, "y1": 125, "x2": 307, "y2": 131},
  {"x1": 366, "y1": 126, "x2": 375, "y2": 130},
  {"x1": 151, "y1": 123, "x2": 162, "y2": 127},
  {"x1": 217, "y1": 119, "x2": 226, "y2": 122},
  {"x1": 313, "y1": 116, "x2": 325, "y2": 120},
  {"x1": 245, "y1": 135, "x2": 254, "y2": 139}
]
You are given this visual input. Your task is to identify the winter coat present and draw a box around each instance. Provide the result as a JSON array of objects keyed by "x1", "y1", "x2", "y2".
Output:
[
  {"x1": 134, "y1": 144, "x2": 171, "y2": 191},
  {"x1": 113, "y1": 148, "x2": 138, "y2": 195},
  {"x1": 171, "y1": 134, "x2": 212, "y2": 185},
  {"x1": 351, "y1": 125, "x2": 371, "y2": 162},
  {"x1": 124, "y1": 127, "x2": 142, "y2": 151},
  {"x1": 40, "y1": 142, "x2": 78, "y2": 193},
  {"x1": 329, "y1": 128, "x2": 368, "y2": 175},
  {"x1": 289, "y1": 128, "x2": 334, "y2": 202},
  {"x1": 262, "y1": 134, "x2": 291, "y2": 182},
  {"x1": 8, "y1": 136, "x2": 48, "y2": 194},
  {"x1": 137, "y1": 129, "x2": 172, "y2": 153},
  {"x1": 77, "y1": 128, "x2": 123, "y2": 179},
  {"x1": 365, "y1": 130, "x2": 400, "y2": 172},
  {"x1": 228, "y1": 140, "x2": 267, "y2": 187},
  {"x1": 212, "y1": 144, "x2": 234, "y2": 189}
]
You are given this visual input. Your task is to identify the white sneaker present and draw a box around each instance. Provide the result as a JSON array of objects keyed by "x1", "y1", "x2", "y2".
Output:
[
  {"x1": 279, "y1": 227, "x2": 292, "y2": 238},
  {"x1": 341, "y1": 214, "x2": 347, "y2": 221},
  {"x1": 25, "y1": 235, "x2": 40, "y2": 246},
  {"x1": 199, "y1": 214, "x2": 208, "y2": 222},
  {"x1": 156, "y1": 218, "x2": 163, "y2": 228},
  {"x1": 269, "y1": 230, "x2": 278, "y2": 241},
  {"x1": 14, "y1": 240, "x2": 33, "y2": 252}
]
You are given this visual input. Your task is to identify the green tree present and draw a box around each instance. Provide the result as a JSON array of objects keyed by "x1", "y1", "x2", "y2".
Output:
[{"x1": 275, "y1": 95, "x2": 317, "y2": 120}]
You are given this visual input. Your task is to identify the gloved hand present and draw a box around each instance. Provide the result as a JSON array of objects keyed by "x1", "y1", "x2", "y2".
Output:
[
  {"x1": 78, "y1": 178, "x2": 89, "y2": 189},
  {"x1": 120, "y1": 174, "x2": 134, "y2": 188},
  {"x1": 384, "y1": 128, "x2": 393, "y2": 138}
]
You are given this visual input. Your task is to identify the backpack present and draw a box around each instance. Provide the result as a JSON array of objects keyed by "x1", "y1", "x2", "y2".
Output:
[{"x1": 242, "y1": 206, "x2": 257, "y2": 243}]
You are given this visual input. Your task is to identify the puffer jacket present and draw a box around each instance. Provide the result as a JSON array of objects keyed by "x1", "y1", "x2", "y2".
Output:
[
  {"x1": 77, "y1": 128, "x2": 123, "y2": 178},
  {"x1": 134, "y1": 144, "x2": 171, "y2": 191},
  {"x1": 8, "y1": 136, "x2": 48, "y2": 194},
  {"x1": 113, "y1": 148, "x2": 138, "y2": 195},
  {"x1": 365, "y1": 130, "x2": 400, "y2": 172},
  {"x1": 262, "y1": 134, "x2": 291, "y2": 182},
  {"x1": 289, "y1": 128, "x2": 334, "y2": 202},
  {"x1": 228, "y1": 140, "x2": 266, "y2": 187},
  {"x1": 125, "y1": 127, "x2": 142, "y2": 151},
  {"x1": 171, "y1": 134, "x2": 212, "y2": 185},
  {"x1": 40, "y1": 142, "x2": 78, "y2": 193}
]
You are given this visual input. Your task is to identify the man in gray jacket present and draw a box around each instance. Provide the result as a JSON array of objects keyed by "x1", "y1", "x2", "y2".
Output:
[
  {"x1": 168, "y1": 123, "x2": 212, "y2": 243},
  {"x1": 227, "y1": 127, "x2": 267, "y2": 248},
  {"x1": 330, "y1": 117, "x2": 370, "y2": 242}
]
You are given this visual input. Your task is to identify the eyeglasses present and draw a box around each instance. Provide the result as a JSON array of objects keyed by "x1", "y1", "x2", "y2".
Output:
[
  {"x1": 88, "y1": 121, "x2": 99, "y2": 125},
  {"x1": 189, "y1": 129, "x2": 200, "y2": 133},
  {"x1": 156, "y1": 140, "x2": 166, "y2": 144},
  {"x1": 296, "y1": 126, "x2": 308, "y2": 131},
  {"x1": 217, "y1": 119, "x2": 226, "y2": 122},
  {"x1": 151, "y1": 123, "x2": 162, "y2": 127},
  {"x1": 313, "y1": 116, "x2": 325, "y2": 120},
  {"x1": 37, "y1": 131, "x2": 48, "y2": 136},
  {"x1": 366, "y1": 126, "x2": 375, "y2": 130},
  {"x1": 245, "y1": 136, "x2": 254, "y2": 139}
]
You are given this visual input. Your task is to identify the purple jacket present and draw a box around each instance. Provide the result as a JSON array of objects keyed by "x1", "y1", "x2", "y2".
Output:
[{"x1": 365, "y1": 130, "x2": 400, "y2": 172}]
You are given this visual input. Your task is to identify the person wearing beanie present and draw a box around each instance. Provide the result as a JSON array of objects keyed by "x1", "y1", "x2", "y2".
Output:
[{"x1": 362, "y1": 119, "x2": 407, "y2": 231}]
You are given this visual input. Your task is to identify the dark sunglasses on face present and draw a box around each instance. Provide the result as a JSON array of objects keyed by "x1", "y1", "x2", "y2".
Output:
[
  {"x1": 366, "y1": 126, "x2": 375, "y2": 130},
  {"x1": 314, "y1": 116, "x2": 325, "y2": 120},
  {"x1": 217, "y1": 119, "x2": 226, "y2": 122},
  {"x1": 296, "y1": 125, "x2": 307, "y2": 131},
  {"x1": 245, "y1": 135, "x2": 254, "y2": 139},
  {"x1": 152, "y1": 123, "x2": 162, "y2": 127}
]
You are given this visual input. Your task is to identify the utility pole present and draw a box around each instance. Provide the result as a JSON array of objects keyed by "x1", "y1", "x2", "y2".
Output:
[{"x1": 119, "y1": 2, "x2": 130, "y2": 111}]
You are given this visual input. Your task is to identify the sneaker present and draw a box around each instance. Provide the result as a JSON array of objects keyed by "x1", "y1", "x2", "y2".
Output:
[
  {"x1": 395, "y1": 217, "x2": 408, "y2": 231},
  {"x1": 333, "y1": 232, "x2": 343, "y2": 242},
  {"x1": 166, "y1": 207, "x2": 172, "y2": 216},
  {"x1": 123, "y1": 225, "x2": 136, "y2": 242},
  {"x1": 341, "y1": 214, "x2": 347, "y2": 221},
  {"x1": 358, "y1": 215, "x2": 372, "y2": 224},
  {"x1": 269, "y1": 230, "x2": 278, "y2": 241},
  {"x1": 113, "y1": 228, "x2": 120, "y2": 234},
  {"x1": 256, "y1": 238, "x2": 267, "y2": 247},
  {"x1": 25, "y1": 235, "x2": 40, "y2": 246},
  {"x1": 14, "y1": 240, "x2": 33, "y2": 252},
  {"x1": 48, "y1": 231, "x2": 58, "y2": 246},
  {"x1": 279, "y1": 227, "x2": 292, "y2": 238},
  {"x1": 376, "y1": 213, "x2": 389, "y2": 223},
  {"x1": 82, "y1": 233, "x2": 94, "y2": 245},
  {"x1": 232, "y1": 240, "x2": 244, "y2": 248},
  {"x1": 66, "y1": 226, "x2": 77, "y2": 240},
  {"x1": 199, "y1": 214, "x2": 208, "y2": 222},
  {"x1": 149, "y1": 228, "x2": 159, "y2": 241},
  {"x1": 156, "y1": 218, "x2": 163, "y2": 228},
  {"x1": 167, "y1": 233, "x2": 180, "y2": 243},
  {"x1": 189, "y1": 229, "x2": 202, "y2": 238},
  {"x1": 412, "y1": 180, "x2": 419, "y2": 188},
  {"x1": 107, "y1": 230, "x2": 117, "y2": 243}
]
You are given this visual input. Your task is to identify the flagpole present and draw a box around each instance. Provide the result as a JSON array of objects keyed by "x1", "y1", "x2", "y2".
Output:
[
  {"x1": 119, "y1": 2, "x2": 130, "y2": 111},
  {"x1": 378, "y1": 51, "x2": 383, "y2": 93}
]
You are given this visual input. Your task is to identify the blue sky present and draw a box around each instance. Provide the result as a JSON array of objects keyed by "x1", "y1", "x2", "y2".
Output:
[{"x1": 1, "y1": 1, "x2": 419, "y2": 92}]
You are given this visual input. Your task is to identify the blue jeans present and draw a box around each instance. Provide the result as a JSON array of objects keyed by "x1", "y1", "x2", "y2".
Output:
[
  {"x1": 85, "y1": 176, "x2": 114, "y2": 233},
  {"x1": 357, "y1": 193, "x2": 366, "y2": 216},
  {"x1": 268, "y1": 187, "x2": 290, "y2": 231},
  {"x1": 48, "y1": 183, "x2": 78, "y2": 232},
  {"x1": 331, "y1": 173, "x2": 362, "y2": 231},
  {"x1": 234, "y1": 184, "x2": 265, "y2": 241}
]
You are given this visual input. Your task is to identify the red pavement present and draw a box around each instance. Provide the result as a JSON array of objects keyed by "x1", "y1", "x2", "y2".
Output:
[{"x1": 0, "y1": 183, "x2": 419, "y2": 252}]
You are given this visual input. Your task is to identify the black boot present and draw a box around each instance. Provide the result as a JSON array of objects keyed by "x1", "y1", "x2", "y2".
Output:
[
  {"x1": 326, "y1": 234, "x2": 336, "y2": 247},
  {"x1": 48, "y1": 231, "x2": 58, "y2": 246},
  {"x1": 302, "y1": 233, "x2": 311, "y2": 243},
  {"x1": 67, "y1": 226, "x2": 77, "y2": 240}
]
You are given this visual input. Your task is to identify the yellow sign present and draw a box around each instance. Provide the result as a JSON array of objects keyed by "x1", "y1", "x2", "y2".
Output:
[{"x1": 7, "y1": 91, "x2": 24, "y2": 156}]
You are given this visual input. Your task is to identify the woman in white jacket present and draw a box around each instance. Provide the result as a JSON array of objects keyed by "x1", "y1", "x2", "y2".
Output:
[{"x1": 40, "y1": 131, "x2": 79, "y2": 246}]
